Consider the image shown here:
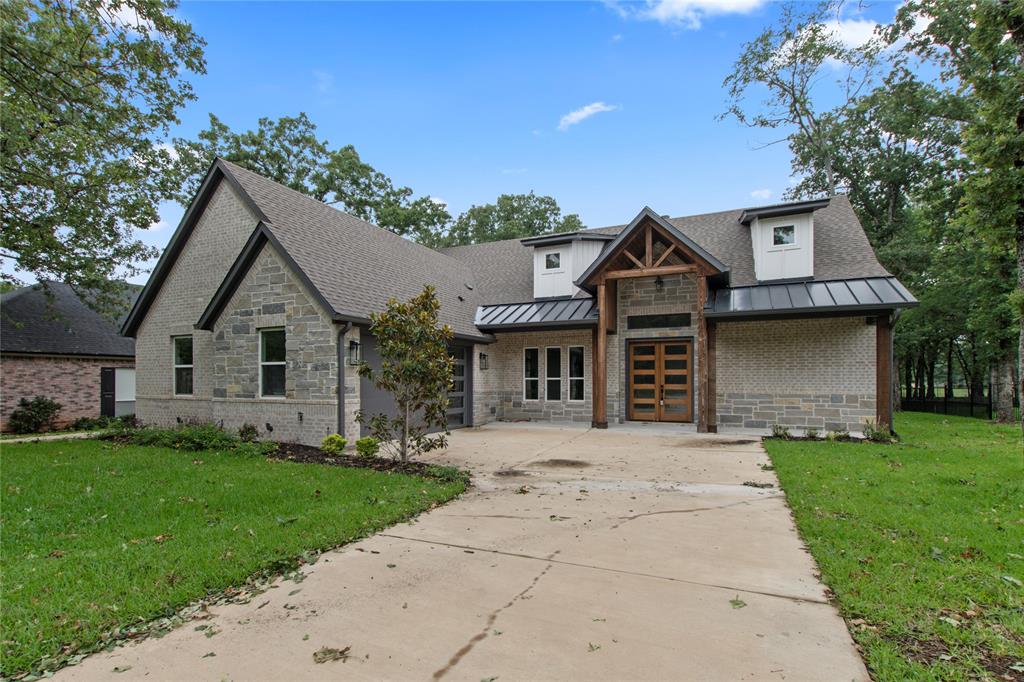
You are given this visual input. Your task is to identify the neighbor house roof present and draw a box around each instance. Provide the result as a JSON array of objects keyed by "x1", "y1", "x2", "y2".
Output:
[{"x1": 1, "y1": 282, "x2": 139, "y2": 357}]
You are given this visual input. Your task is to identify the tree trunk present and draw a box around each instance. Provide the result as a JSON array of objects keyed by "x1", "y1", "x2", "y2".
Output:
[
  {"x1": 925, "y1": 351, "x2": 936, "y2": 400},
  {"x1": 946, "y1": 339, "x2": 954, "y2": 399},
  {"x1": 401, "y1": 403, "x2": 409, "y2": 463},
  {"x1": 904, "y1": 359, "x2": 913, "y2": 401},
  {"x1": 992, "y1": 352, "x2": 1015, "y2": 422}
]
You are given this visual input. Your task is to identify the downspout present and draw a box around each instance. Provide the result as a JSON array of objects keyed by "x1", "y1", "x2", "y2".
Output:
[{"x1": 337, "y1": 322, "x2": 352, "y2": 437}]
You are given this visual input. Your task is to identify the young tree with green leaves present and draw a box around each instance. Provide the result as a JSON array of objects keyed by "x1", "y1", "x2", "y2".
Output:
[
  {"x1": 355, "y1": 286, "x2": 454, "y2": 463},
  {"x1": 169, "y1": 113, "x2": 451, "y2": 243},
  {"x1": 430, "y1": 192, "x2": 583, "y2": 247},
  {"x1": 0, "y1": 0, "x2": 205, "y2": 311}
]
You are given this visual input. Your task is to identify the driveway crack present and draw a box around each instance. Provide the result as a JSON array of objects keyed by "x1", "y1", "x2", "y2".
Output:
[{"x1": 610, "y1": 494, "x2": 783, "y2": 529}]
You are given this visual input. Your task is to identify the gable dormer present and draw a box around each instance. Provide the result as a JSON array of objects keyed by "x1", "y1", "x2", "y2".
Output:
[
  {"x1": 521, "y1": 232, "x2": 614, "y2": 299},
  {"x1": 740, "y1": 198, "x2": 829, "y2": 282}
]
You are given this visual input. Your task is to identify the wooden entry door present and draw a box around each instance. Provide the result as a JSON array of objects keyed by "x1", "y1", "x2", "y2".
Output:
[{"x1": 628, "y1": 340, "x2": 693, "y2": 422}]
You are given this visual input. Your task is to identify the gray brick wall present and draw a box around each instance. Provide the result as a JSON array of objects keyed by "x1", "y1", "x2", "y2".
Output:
[{"x1": 716, "y1": 317, "x2": 876, "y2": 433}]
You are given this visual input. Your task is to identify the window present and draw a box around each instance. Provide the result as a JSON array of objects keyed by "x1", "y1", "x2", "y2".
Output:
[
  {"x1": 523, "y1": 348, "x2": 539, "y2": 400},
  {"x1": 568, "y1": 346, "x2": 585, "y2": 401},
  {"x1": 545, "y1": 252, "x2": 561, "y2": 270},
  {"x1": 173, "y1": 336, "x2": 193, "y2": 395},
  {"x1": 772, "y1": 225, "x2": 795, "y2": 246},
  {"x1": 260, "y1": 328, "x2": 286, "y2": 397},
  {"x1": 546, "y1": 347, "x2": 562, "y2": 400},
  {"x1": 627, "y1": 313, "x2": 692, "y2": 330}
]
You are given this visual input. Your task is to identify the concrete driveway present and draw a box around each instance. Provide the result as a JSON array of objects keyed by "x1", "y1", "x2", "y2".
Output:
[{"x1": 60, "y1": 423, "x2": 867, "y2": 681}]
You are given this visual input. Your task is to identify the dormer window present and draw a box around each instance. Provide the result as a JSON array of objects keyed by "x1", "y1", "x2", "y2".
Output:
[
  {"x1": 772, "y1": 225, "x2": 795, "y2": 247},
  {"x1": 545, "y1": 253, "x2": 561, "y2": 270}
]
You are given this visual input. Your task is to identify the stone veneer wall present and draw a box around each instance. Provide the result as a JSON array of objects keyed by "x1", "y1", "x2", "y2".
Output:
[
  {"x1": 1, "y1": 354, "x2": 134, "y2": 430},
  {"x1": 609, "y1": 274, "x2": 699, "y2": 424},
  {"x1": 715, "y1": 316, "x2": 876, "y2": 433},
  {"x1": 482, "y1": 330, "x2": 593, "y2": 423}
]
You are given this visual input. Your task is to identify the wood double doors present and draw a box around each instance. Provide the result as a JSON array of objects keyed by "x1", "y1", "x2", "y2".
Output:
[{"x1": 627, "y1": 340, "x2": 693, "y2": 422}]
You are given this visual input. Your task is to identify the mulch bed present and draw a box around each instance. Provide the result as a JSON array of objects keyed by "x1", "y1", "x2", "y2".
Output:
[{"x1": 269, "y1": 442, "x2": 439, "y2": 477}]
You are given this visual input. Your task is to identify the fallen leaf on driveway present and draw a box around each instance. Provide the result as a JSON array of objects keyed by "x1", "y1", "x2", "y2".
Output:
[
  {"x1": 112, "y1": 666, "x2": 132, "y2": 673},
  {"x1": 313, "y1": 646, "x2": 351, "y2": 664}
]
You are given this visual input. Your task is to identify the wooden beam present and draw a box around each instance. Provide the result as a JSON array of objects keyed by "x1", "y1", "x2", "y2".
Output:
[
  {"x1": 623, "y1": 249, "x2": 644, "y2": 269},
  {"x1": 876, "y1": 314, "x2": 893, "y2": 432},
  {"x1": 593, "y1": 283, "x2": 608, "y2": 428},
  {"x1": 653, "y1": 244, "x2": 676, "y2": 268},
  {"x1": 604, "y1": 263, "x2": 698, "y2": 280},
  {"x1": 696, "y1": 275, "x2": 709, "y2": 433},
  {"x1": 644, "y1": 225, "x2": 653, "y2": 267},
  {"x1": 707, "y1": 319, "x2": 717, "y2": 433},
  {"x1": 605, "y1": 279, "x2": 617, "y2": 333}
]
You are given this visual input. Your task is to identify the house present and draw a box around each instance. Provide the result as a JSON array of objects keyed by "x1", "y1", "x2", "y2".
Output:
[
  {"x1": 121, "y1": 159, "x2": 916, "y2": 445},
  {"x1": 1, "y1": 282, "x2": 139, "y2": 430}
]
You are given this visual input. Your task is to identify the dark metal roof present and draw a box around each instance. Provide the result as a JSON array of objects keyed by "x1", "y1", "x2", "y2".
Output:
[
  {"x1": 707, "y1": 276, "x2": 917, "y2": 319},
  {"x1": 738, "y1": 198, "x2": 831, "y2": 225},
  {"x1": 475, "y1": 298, "x2": 598, "y2": 330}
]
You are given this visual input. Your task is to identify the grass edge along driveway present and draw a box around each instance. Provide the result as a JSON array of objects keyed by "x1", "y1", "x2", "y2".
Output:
[
  {"x1": 1, "y1": 439, "x2": 466, "y2": 678},
  {"x1": 765, "y1": 413, "x2": 1023, "y2": 681}
]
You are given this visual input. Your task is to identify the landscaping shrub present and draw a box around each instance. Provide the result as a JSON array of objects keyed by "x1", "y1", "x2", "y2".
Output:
[
  {"x1": 8, "y1": 396, "x2": 62, "y2": 434},
  {"x1": 804, "y1": 427, "x2": 820, "y2": 439},
  {"x1": 826, "y1": 428, "x2": 851, "y2": 442},
  {"x1": 770, "y1": 423, "x2": 790, "y2": 439},
  {"x1": 238, "y1": 423, "x2": 260, "y2": 442},
  {"x1": 69, "y1": 415, "x2": 125, "y2": 431},
  {"x1": 321, "y1": 434, "x2": 347, "y2": 455},
  {"x1": 862, "y1": 420, "x2": 897, "y2": 443},
  {"x1": 355, "y1": 436, "x2": 380, "y2": 458},
  {"x1": 126, "y1": 423, "x2": 239, "y2": 451}
]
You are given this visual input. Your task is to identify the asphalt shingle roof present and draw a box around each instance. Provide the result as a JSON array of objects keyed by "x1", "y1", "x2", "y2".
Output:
[{"x1": 1, "y1": 282, "x2": 139, "y2": 357}]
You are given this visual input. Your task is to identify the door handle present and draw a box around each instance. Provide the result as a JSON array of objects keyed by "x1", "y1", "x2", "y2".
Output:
[{"x1": 659, "y1": 385, "x2": 665, "y2": 405}]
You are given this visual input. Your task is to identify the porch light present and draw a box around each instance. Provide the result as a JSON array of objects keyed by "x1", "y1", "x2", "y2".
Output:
[
  {"x1": 479, "y1": 352, "x2": 489, "y2": 370},
  {"x1": 346, "y1": 340, "x2": 361, "y2": 366},
  {"x1": 655, "y1": 276, "x2": 665, "y2": 291}
]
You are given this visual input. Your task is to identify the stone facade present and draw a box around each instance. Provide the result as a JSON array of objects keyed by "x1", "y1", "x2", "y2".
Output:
[
  {"x1": 716, "y1": 317, "x2": 876, "y2": 433},
  {"x1": 1, "y1": 354, "x2": 134, "y2": 430}
]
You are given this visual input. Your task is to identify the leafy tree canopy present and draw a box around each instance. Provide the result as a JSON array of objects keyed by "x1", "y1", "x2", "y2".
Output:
[
  {"x1": 429, "y1": 192, "x2": 584, "y2": 248},
  {"x1": 0, "y1": 0, "x2": 205, "y2": 312}
]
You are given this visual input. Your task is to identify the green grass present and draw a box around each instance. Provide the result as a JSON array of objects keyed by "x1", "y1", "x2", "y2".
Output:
[
  {"x1": 765, "y1": 413, "x2": 1023, "y2": 681},
  {"x1": 0, "y1": 439, "x2": 465, "y2": 677}
]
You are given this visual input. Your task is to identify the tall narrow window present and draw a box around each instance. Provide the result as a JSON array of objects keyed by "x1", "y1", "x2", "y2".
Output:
[
  {"x1": 173, "y1": 336, "x2": 193, "y2": 395},
  {"x1": 523, "y1": 348, "x2": 539, "y2": 400},
  {"x1": 546, "y1": 347, "x2": 562, "y2": 400},
  {"x1": 260, "y1": 328, "x2": 286, "y2": 397},
  {"x1": 568, "y1": 346, "x2": 585, "y2": 401}
]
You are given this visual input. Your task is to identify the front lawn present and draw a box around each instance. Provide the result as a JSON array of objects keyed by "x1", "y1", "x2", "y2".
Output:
[
  {"x1": 0, "y1": 439, "x2": 465, "y2": 677},
  {"x1": 765, "y1": 413, "x2": 1023, "y2": 681}
]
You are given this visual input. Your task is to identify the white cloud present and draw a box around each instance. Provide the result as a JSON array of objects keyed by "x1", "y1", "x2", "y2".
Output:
[
  {"x1": 313, "y1": 70, "x2": 335, "y2": 94},
  {"x1": 501, "y1": 168, "x2": 528, "y2": 175},
  {"x1": 750, "y1": 188, "x2": 772, "y2": 200},
  {"x1": 825, "y1": 17, "x2": 879, "y2": 48},
  {"x1": 608, "y1": 0, "x2": 765, "y2": 29},
  {"x1": 101, "y1": 1, "x2": 155, "y2": 34},
  {"x1": 148, "y1": 219, "x2": 170, "y2": 231},
  {"x1": 558, "y1": 102, "x2": 619, "y2": 131},
  {"x1": 429, "y1": 196, "x2": 447, "y2": 209},
  {"x1": 611, "y1": 33, "x2": 623, "y2": 42},
  {"x1": 155, "y1": 142, "x2": 178, "y2": 161}
]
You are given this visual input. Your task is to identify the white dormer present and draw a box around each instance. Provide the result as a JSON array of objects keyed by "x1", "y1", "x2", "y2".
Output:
[
  {"x1": 742, "y1": 199, "x2": 828, "y2": 282},
  {"x1": 524, "y1": 234, "x2": 611, "y2": 299}
]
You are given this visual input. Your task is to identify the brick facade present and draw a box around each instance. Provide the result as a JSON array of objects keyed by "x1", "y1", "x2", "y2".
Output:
[
  {"x1": 716, "y1": 316, "x2": 876, "y2": 433},
  {"x1": 1, "y1": 354, "x2": 133, "y2": 430}
]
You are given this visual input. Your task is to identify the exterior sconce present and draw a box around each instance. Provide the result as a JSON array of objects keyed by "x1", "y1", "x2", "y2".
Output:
[
  {"x1": 347, "y1": 340, "x2": 361, "y2": 366},
  {"x1": 479, "y1": 352, "x2": 489, "y2": 370},
  {"x1": 655, "y1": 275, "x2": 665, "y2": 291}
]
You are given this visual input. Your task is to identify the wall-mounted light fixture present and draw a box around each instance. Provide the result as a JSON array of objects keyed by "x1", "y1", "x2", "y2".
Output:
[
  {"x1": 347, "y1": 340, "x2": 361, "y2": 366},
  {"x1": 479, "y1": 352, "x2": 489, "y2": 370},
  {"x1": 655, "y1": 275, "x2": 665, "y2": 291}
]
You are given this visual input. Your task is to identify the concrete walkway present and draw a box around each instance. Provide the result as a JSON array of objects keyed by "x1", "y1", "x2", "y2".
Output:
[
  {"x1": 1, "y1": 430, "x2": 102, "y2": 444},
  {"x1": 59, "y1": 423, "x2": 867, "y2": 681}
]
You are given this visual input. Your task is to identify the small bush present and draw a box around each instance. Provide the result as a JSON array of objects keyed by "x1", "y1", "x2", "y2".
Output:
[
  {"x1": 770, "y1": 423, "x2": 790, "y2": 439},
  {"x1": 128, "y1": 423, "x2": 238, "y2": 451},
  {"x1": 8, "y1": 396, "x2": 63, "y2": 434},
  {"x1": 862, "y1": 420, "x2": 897, "y2": 443},
  {"x1": 238, "y1": 423, "x2": 260, "y2": 442},
  {"x1": 355, "y1": 436, "x2": 380, "y2": 459},
  {"x1": 235, "y1": 440, "x2": 279, "y2": 457},
  {"x1": 804, "y1": 427, "x2": 820, "y2": 440},
  {"x1": 70, "y1": 415, "x2": 118, "y2": 431},
  {"x1": 118, "y1": 414, "x2": 140, "y2": 429},
  {"x1": 321, "y1": 434, "x2": 347, "y2": 455},
  {"x1": 826, "y1": 429, "x2": 851, "y2": 442}
]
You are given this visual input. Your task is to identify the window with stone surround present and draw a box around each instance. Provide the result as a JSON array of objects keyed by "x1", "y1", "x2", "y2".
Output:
[
  {"x1": 260, "y1": 328, "x2": 286, "y2": 398},
  {"x1": 173, "y1": 336, "x2": 193, "y2": 395},
  {"x1": 568, "y1": 346, "x2": 585, "y2": 401},
  {"x1": 546, "y1": 346, "x2": 562, "y2": 400},
  {"x1": 524, "y1": 348, "x2": 539, "y2": 400}
]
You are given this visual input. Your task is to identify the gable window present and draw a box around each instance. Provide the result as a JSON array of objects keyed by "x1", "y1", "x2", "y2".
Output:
[
  {"x1": 524, "y1": 348, "x2": 539, "y2": 400},
  {"x1": 260, "y1": 328, "x2": 286, "y2": 398},
  {"x1": 545, "y1": 253, "x2": 561, "y2": 270},
  {"x1": 568, "y1": 346, "x2": 585, "y2": 401},
  {"x1": 772, "y1": 225, "x2": 796, "y2": 246},
  {"x1": 546, "y1": 347, "x2": 562, "y2": 400},
  {"x1": 173, "y1": 336, "x2": 193, "y2": 396}
]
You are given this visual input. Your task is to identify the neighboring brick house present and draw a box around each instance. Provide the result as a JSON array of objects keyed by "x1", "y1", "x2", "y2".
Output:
[
  {"x1": 122, "y1": 159, "x2": 916, "y2": 445},
  {"x1": 1, "y1": 282, "x2": 139, "y2": 430}
]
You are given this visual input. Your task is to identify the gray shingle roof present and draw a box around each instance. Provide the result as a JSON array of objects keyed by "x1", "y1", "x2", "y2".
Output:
[
  {"x1": 1, "y1": 282, "x2": 138, "y2": 357},
  {"x1": 218, "y1": 161, "x2": 487, "y2": 340}
]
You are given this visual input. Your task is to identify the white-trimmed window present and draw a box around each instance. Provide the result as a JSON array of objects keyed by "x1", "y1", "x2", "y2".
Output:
[
  {"x1": 523, "y1": 347, "x2": 539, "y2": 400},
  {"x1": 172, "y1": 336, "x2": 193, "y2": 395},
  {"x1": 568, "y1": 346, "x2": 585, "y2": 401},
  {"x1": 259, "y1": 328, "x2": 286, "y2": 398},
  {"x1": 545, "y1": 252, "x2": 561, "y2": 270},
  {"x1": 546, "y1": 346, "x2": 562, "y2": 400},
  {"x1": 772, "y1": 225, "x2": 796, "y2": 247}
]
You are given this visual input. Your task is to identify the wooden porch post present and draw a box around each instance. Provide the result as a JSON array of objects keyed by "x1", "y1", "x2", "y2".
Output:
[
  {"x1": 876, "y1": 313, "x2": 893, "y2": 432},
  {"x1": 593, "y1": 281, "x2": 608, "y2": 428},
  {"x1": 696, "y1": 274, "x2": 709, "y2": 433},
  {"x1": 707, "y1": 318, "x2": 717, "y2": 433}
]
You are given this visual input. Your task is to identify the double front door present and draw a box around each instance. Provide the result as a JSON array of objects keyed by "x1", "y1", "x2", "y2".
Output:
[{"x1": 628, "y1": 340, "x2": 693, "y2": 422}]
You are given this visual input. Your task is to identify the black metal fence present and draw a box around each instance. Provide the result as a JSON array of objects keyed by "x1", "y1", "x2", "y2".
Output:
[{"x1": 900, "y1": 387, "x2": 1021, "y2": 421}]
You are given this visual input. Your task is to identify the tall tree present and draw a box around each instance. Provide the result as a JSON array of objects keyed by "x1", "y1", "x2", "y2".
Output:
[
  {"x1": 430, "y1": 192, "x2": 583, "y2": 247},
  {"x1": 1, "y1": 0, "x2": 205, "y2": 311},
  {"x1": 169, "y1": 113, "x2": 450, "y2": 242}
]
